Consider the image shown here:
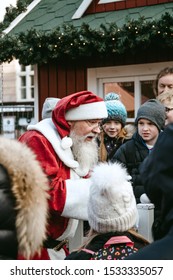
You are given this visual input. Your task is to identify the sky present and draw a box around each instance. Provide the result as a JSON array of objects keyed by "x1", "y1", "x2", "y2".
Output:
[{"x1": 0, "y1": 0, "x2": 17, "y2": 22}]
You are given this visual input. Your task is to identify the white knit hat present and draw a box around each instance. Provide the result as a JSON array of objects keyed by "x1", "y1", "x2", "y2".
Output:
[
  {"x1": 42, "y1": 97, "x2": 60, "y2": 119},
  {"x1": 88, "y1": 162, "x2": 137, "y2": 233}
]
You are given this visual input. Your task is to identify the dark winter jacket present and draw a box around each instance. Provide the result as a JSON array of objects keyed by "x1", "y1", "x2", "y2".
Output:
[
  {"x1": 140, "y1": 123, "x2": 173, "y2": 240},
  {"x1": 0, "y1": 136, "x2": 49, "y2": 259},
  {"x1": 125, "y1": 225, "x2": 173, "y2": 260},
  {"x1": 98, "y1": 125, "x2": 136, "y2": 162},
  {"x1": 111, "y1": 132, "x2": 149, "y2": 203},
  {"x1": 65, "y1": 231, "x2": 149, "y2": 260},
  {"x1": 98, "y1": 134, "x2": 128, "y2": 161},
  {"x1": 125, "y1": 124, "x2": 173, "y2": 259}
]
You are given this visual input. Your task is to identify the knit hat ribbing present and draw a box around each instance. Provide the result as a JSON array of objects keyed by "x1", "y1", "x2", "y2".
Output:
[
  {"x1": 102, "y1": 92, "x2": 127, "y2": 127},
  {"x1": 135, "y1": 99, "x2": 165, "y2": 131},
  {"x1": 88, "y1": 162, "x2": 137, "y2": 233}
]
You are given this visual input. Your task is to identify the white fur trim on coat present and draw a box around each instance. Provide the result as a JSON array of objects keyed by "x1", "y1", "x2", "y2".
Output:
[
  {"x1": 28, "y1": 119, "x2": 79, "y2": 169},
  {"x1": 62, "y1": 177, "x2": 91, "y2": 221}
]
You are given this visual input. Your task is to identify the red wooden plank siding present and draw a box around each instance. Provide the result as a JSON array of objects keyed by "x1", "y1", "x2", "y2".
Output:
[
  {"x1": 126, "y1": 0, "x2": 137, "y2": 8},
  {"x1": 38, "y1": 64, "x2": 49, "y2": 119},
  {"x1": 86, "y1": 0, "x2": 171, "y2": 14},
  {"x1": 105, "y1": 3, "x2": 116, "y2": 12},
  {"x1": 57, "y1": 64, "x2": 67, "y2": 98},
  {"x1": 148, "y1": 0, "x2": 159, "y2": 4},
  {"x1": 137, "y1": 0, "x2": 147, "y2": 6},
  {"x1": 75, "y1": 66, "x2": 87, "y2": 92},
  {"x1": 87, "y1": 1, "x2": 96, "y2": 13},
  {"x1": 48, "y1": 63, "x2": 57, "y2": 97},
  {"x1": 115, "y1": 1, "x2": 126, "y2": 10},
  {"x1": 66, "y1": 67, "x2": 76, "y2": 94},
  {"x1": 38, "y1": 63, "x2": 87, "y2": 119}
]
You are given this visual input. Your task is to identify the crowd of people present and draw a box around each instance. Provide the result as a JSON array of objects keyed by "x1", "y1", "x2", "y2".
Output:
[{"x1": 1, "y1": 66, "x2": 173, "y2": 260}]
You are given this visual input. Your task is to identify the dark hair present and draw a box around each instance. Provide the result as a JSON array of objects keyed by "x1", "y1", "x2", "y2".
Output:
[{"x1": 153, "y1": 67, "x2": 173, "y2": 97}]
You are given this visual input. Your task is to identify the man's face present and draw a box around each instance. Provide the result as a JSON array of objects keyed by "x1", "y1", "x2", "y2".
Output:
[
  {"x1": 158, "y1": 74, "x2": 173, "y2": 95},
  {"x1": 68, "y1": 119, "x2": 101, "y2": 142}
]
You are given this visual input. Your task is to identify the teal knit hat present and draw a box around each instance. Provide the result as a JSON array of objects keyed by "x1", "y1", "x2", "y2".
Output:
[{"x1": 102, "y1": 92, "x2": 127, "y2": 126}]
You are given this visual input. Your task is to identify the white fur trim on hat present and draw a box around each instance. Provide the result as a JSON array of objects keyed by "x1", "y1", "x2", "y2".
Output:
[
  {"x1": 65, "y1": 101, "x2": 108, "y2": 121},
  {"x1": 88, "y1": 162, "x2": 137, "y2": 233}
]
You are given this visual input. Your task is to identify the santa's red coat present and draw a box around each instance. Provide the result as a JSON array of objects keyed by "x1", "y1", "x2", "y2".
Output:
[{"x1": 18, "y1": 119, "x2": 91, "y2": 259}]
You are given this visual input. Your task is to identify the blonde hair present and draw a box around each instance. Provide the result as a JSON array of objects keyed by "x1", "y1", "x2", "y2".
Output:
[{"x1": 157, "y1": 90, "x2": 173, "y2": 104}]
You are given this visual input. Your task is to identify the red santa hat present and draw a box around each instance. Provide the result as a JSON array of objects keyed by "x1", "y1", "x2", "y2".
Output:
[{"x1": 52, "y1": 91, "x2": 107, "y2": 147}]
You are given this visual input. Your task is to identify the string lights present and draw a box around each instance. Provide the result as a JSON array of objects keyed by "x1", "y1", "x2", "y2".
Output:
[{"x1": 0, "y1": 12, "x2": 172, "y2": 66}]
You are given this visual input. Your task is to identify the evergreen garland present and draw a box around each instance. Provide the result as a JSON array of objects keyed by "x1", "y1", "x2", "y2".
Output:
[{"x1": 0, "y1": 12, "x2": 173, "y2": 65}]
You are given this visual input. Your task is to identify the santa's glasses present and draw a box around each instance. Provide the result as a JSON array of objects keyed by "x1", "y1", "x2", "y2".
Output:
[
  {"x1": 85, "y1": 120, "x2": 102, "y2": 129},
  {"x1": 165, "y1": 107, "x2": 173, "y2": 113}
]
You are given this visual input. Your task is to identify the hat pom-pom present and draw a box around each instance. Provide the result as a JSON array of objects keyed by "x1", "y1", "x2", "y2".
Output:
[
  {"x1": 61, "y1": 136, "x2": 73, "y2": 150},
  {"x1": 105, "y1": 92, "x2": 120, "y2": 101}
]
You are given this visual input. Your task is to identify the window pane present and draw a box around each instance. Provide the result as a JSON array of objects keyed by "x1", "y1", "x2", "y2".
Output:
[
  {"x1": 21, "y1": 88, "x2": 26, "y2": 99},
  {"x1": 20, "y1": 65, "x2": 26, "y2": 71},
  {"x1": 30, "y1": 75, "x2": 34, "y2": 86},
  {"x1": 21, "y1": 76, "x2": 26, "y2": 87},
  {"x1": 104, "y1": 82, "x2": 135, "y2": 118},
  {"x1": 31, "y1": 87, "x2": 34, "y2": 98},
  {"x1": 141, "y1": 80, "x2": 155, "y2": 104}
]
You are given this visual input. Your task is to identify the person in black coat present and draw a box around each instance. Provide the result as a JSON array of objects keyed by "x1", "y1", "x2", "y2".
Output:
[
  {"x1": 0, "y1": 136, "x2": 49, "y2": 260},
  {"x1": 111, "y1": 99, "x2": 165, "y2": 203},
  {"x1": 125, "y1": 123, "x2": 173, "y2": 259}
]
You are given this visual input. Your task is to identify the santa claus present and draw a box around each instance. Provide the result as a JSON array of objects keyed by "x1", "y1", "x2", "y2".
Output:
[{"x1": 19, "y1": 90, "x2": 108, "y2": 259}]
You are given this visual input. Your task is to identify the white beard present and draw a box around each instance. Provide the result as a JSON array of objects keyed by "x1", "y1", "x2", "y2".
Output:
[{"x1": 70, "y1": 131, "x2": 98, "y2": 171}]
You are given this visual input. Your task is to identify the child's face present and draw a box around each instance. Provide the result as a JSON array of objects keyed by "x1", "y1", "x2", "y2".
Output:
[
  {"x1": 102, "y1": 120, "x2": 122, "y2": 138},
  {"x1": 138, "y1": 118, "x2": 159, "y2": 146}
]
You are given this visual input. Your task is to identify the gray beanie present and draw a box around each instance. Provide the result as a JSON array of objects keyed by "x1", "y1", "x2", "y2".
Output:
[
  {"x1": 88, "y1": 162, "x2": 137, "y2": 233},
  {"x1": 42, "y1": 97, "x2": 60, "y2": 119},
  {"x1": 135, "y1": 99, "x2": 165, "y2": 131}
]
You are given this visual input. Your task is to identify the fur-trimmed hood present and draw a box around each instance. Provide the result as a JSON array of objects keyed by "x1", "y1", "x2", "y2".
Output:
[{"x1": 0, "y1": 136, "x2": 49, "y2": 259}]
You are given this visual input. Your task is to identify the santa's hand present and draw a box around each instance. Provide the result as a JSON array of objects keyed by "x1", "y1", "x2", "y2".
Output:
[{"x1": 140, "y1": 193, "x2": 151, "y2": 204}]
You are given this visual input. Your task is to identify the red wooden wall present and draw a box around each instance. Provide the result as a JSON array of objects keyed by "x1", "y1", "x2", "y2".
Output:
[
  {"x1": 38, "y1": 62, "x2": 87, "y2": 119},
  {"x1": 86, "y1": 0, "x2": 172, "y2": 14}
]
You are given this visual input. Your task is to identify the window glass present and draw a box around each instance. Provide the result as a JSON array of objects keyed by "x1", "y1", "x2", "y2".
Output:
[
  {"x1": 141, "y1": 80, "x2": 155, "y2": 104},
  {"x1": 20, "y1": 65, "x2": 26, "y2": 72},
  {"x1": 21, "y1": 88, "x2": 26, "y2": 99},
  {"x1": 104, "y1": 81, "x2": 135, "y2": 118}
]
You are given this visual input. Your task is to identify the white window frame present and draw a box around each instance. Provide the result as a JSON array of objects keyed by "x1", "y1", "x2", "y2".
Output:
[
  {"x1": 16, "y1": 64, "x2": 35, "y2": 102},
  {"x1": 87, "y1": 61, "x2": 173, "y2": 122},
  {"x1": 99, "y1": 0, "x2": 124, "y2": 3}
]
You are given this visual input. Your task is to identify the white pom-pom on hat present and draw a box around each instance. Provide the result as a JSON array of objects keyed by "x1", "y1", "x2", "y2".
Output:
[
  {"x1": 61, "y1": 136, "x2": 73, "y2": 150},
  {"x1": 88, "y1": 162, "x2": 137, "y2": 233}
]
